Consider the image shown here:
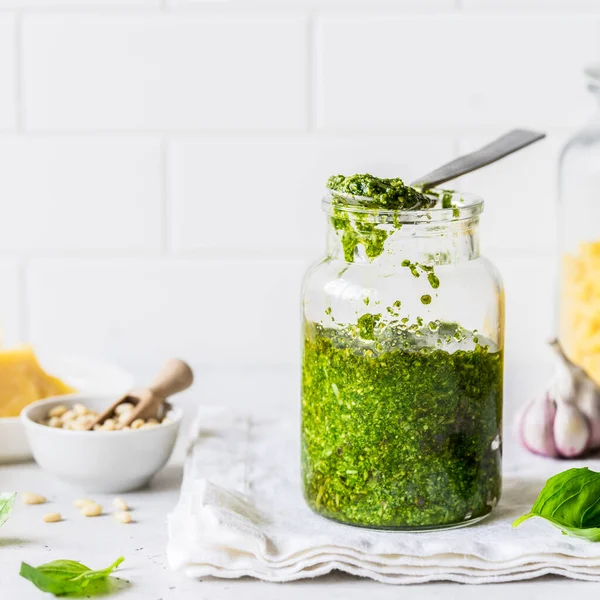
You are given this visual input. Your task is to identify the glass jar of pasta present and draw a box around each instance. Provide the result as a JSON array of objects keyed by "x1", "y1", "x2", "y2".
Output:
[{"x1": 559, "y1": 67, "x2": 600, "y2": 385}]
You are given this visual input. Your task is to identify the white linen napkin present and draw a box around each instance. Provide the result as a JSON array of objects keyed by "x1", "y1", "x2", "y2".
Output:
[{"x1": 167, "y1": 406, "x2": 600, "y2": 584}]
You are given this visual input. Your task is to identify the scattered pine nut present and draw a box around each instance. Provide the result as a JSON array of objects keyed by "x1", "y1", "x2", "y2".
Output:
[
  {"x1": 48, "y1": 417, "x2": 62, "y2": 428},
  {"x1": 80, "y1": 503, "x2": 102, "y2": 517},
  {"x1": 22, "y1": 492, "x2": 46, "y2": 505},
  {"x1": 43, "y1": 512, "x2": 62, "y2": 523},
  {"x1": 114, "y1": 511, "x2": 132, "y2": 524},
  {"x1": 73, "y1": 498, "x2": 95, "y2": 509},
  {"x1": 49, "y1": 405, "x2": 68, "y2": 418},
  {"x1": 112, "y1": 497, "x2": 128, "y2": 511}
]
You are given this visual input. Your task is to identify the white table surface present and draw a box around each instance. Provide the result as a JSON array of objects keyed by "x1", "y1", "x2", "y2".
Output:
[{"x1": 3, "y1": 361, "x2": 600, "y2": 599}]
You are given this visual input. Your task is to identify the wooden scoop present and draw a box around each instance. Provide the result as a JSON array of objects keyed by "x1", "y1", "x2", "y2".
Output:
[{"x1": 87, "y1": 358, "x2": 194, "y2": 430}]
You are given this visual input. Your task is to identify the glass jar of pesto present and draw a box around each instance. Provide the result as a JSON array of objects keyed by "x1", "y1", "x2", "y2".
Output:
[{"x1": 301, "y1": 175, "x2": 504, "y2": 531}]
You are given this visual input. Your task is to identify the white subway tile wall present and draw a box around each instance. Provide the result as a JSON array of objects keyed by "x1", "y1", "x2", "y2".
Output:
[
  {"x1": 0, "y1": 138, "x2": 163, "y2": 252},
  {"x1": 464, "y1": 0, "x2": 600, "y2": 9},
  {"x1": 316, "y1": 15, "x2": 597, "y2": 131},
  {"x1": 23, "y1": 15, "x2": 308, "y2": 131},
  {"x1": 168, "y1": 136, "x2": 454, "y2": 257},
  {"x1": 0, "y1": 1, "x2": 595, "y2": 366},
  {"x1": 0, "y1": 16, "x2": 16, "y2": 131},
  {"x1": 26, "y1": 259, "x2": 306, "y2": 365}
]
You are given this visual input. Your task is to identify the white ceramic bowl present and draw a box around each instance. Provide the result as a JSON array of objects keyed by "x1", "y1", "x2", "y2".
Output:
[
  {"x1": 0, "y1": 355, "x2": 134, "y2": 463},
  {"x1": 22, "y1": 394, "x2": 182, "y2": 493}
]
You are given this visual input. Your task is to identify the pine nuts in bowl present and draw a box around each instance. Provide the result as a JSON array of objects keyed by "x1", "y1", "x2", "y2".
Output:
[
  {"x1": 21, "y1": 394, "x2": 182, "y2": 493},
  {"x1": 40, "y1": 400, "x2": 171, "y2": 431}
]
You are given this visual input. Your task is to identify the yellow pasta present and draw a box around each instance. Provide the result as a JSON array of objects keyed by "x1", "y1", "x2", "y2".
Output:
[{"x1": 561, "y1": 241, "x2": 600, "y2": 386}]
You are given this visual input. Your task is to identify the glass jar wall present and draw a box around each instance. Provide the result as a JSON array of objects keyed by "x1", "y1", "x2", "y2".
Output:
[
  {"x1": 300, "y1": 190, "x2": 504, "y2": 531},
  {"x1": 559, "y1": 67, "x2": 600, "y2": 386}
]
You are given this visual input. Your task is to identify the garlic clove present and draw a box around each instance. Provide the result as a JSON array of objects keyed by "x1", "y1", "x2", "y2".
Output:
[
  {"x1": 553, "y1": 401, "x2": 591, "y2": 458},
  {"x1": 519, "y1": 395, "x2": 558, "y2": 458},
  {"x1": 572, "y1": 378, "x2": 600, "y2": 449}
]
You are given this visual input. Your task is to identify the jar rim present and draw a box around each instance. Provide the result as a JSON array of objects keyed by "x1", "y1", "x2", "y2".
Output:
[{"x1": 321, "y1": 188, "x2": 484, "y2": 224}]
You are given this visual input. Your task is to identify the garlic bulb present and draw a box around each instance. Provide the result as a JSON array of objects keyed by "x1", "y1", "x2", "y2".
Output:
[{"x1": 518, "y1": 340, "x2": 599, "y2": 458}]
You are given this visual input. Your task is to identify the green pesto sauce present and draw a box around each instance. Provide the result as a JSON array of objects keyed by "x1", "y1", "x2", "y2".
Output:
[
  {"x1": 327, "y1": 174, "x2": 435, "y2": 211},
  {"x1": 301, "y1": 321, "x2": 503, "y2": 529}
]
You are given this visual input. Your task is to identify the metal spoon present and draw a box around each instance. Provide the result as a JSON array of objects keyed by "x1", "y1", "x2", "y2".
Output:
[{"x1": 411, "y1": 129, "x2": 546, "y2": 191}]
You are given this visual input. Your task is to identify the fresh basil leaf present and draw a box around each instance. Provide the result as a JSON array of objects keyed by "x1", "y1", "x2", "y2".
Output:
[
  {"x1": 35, "y1": 560, "x2": 91, "y2": 581},
  {"x1": 20, "y1": 562, "x2": 77, "y2": 596},
  {"x1": 20, "y1": 556, "x2": 124, "y2": 596},
  {"x1": 514, "y1": 467, "x2": 600, "y2": 541},
  {"x1": 0, "y1": 492, "x2": 16, "y2": 527}
]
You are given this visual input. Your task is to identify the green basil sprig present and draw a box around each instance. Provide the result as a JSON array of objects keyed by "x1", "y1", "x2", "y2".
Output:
[
  {"x1": 514, "y1": 467, "x2": 600, "y2": 541},
  {"x1": 0, "y1": 493, "x2": 16, "y2": 528},
  {"x1": 20, "y1": 556, "x2": 124, "y2": 596}
]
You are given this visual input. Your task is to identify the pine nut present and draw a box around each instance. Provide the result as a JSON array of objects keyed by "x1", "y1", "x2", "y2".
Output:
[
  {"x1": 115, "y1": 402, "x2": 134, "y2": 416},
  {"x1": 49, "y1": 405, "x2": 68, "y2": 418},
  {"x1": 74, "y1": 498, "x2": 95, "y2": 509},
  {"x1": 80, "y1": 503, "x2": 102, "y2": 517},
  {"x1": 102, "y1": 419, "x2": 116, "y2": 431},
  {"x1": 44, "y1": 401, "x2": 170, "y2": 430},
  {"x1": 113, "y1": 497, "x2": 128, "y2": 511},
  {"x1": 61, "y1": 410, "x2": 76, "y2": 422},
  {"x1": 73, "y1": 404, "x2": 88, "y2": 416},
  {"x1": 22, "y1": 492, "x2": 46, "y2": 505},
  {"x1": 69, "y1": 421, "x2": 87, "y2": 431},
  {"x1": 43, "y1": 512, "x2": 62, "y2": 523},
  {"x1": 114, "y1": 511, "x2": 132, "y2": 524}
]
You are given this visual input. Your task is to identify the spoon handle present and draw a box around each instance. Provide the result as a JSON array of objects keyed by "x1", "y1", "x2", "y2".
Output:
[
  {"x1": 149, "y1": 358, "x2": 194, "y2": 398},
  {"x1": 411, "y1": 129, "x2": 546, "y2": 191}
]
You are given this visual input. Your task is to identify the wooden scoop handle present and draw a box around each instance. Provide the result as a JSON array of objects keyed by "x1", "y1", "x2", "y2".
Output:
[{"x1": 148, "y1": 358, "x2": 194, "y2": 399}]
